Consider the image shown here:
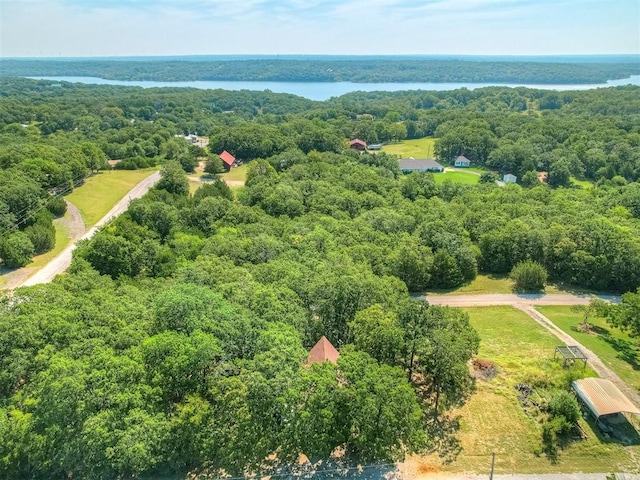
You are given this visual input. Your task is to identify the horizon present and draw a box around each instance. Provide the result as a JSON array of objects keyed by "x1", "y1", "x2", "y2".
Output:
[
  {"x1": 1, "y1": 0, "x2": 638, "y2": 57},
  {"x1": 3, "y1": 54, "x2": 640, "y2": 61}
]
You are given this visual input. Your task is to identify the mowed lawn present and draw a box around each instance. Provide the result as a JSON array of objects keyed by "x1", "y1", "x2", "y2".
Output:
[
  {"x1": 536, "y1": 306, "x2": 640, "y2": 391},
  {"x1": 65, "y1": 168, "x2": 158, "y2": 226},
  {"x1": 422, "y1": 306, "x2": 638, "y2": 474},
  {"x1": 424, "y1": 274, "x2": 566, "y2": 295},
  {"x1": 220, "y1": 164, "x2": 248, "y2": 183},
  {"x1": 433, "y1": 171, "x2": 480, "y2": 185},
  {"x1": 380, "y1": 137, "x2": 437, "y2": 158}
]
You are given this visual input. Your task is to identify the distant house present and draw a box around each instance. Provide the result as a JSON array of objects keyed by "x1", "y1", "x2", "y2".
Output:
[
  {"x1": 503, "y1": 173, "x2": 517, "y2": 183},
  {"x1": 307, "y1": 336, "x2": 340, "y2": 365},
  {"x1": 350, "y1": 139, "x2": 367, "y2": 151},
  {"x1": 368, "y1": 143, "x2": 382, "y2": 151},
  {"x1": 219, "y1": 150, "x2": 236, "y2": 171},
  {"x1": 399, "y1": 158, "x2": 444, "y2": 173},
  {"x1": 454, "y1": 155, "x2": 471, "y2": 167}
]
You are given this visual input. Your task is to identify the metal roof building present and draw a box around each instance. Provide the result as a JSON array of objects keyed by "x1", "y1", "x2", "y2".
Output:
[
  {"x1": 398, "y1": 158, "x2": 444, "y2": 173},
  {"x1": 572, "y1": 378, "x2": 640, "y2": 418}
]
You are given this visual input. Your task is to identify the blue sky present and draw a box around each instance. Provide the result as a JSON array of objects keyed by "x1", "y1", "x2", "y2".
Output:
[{"x1": 1, "y1": 0, "x2": 638, "y2": 57}]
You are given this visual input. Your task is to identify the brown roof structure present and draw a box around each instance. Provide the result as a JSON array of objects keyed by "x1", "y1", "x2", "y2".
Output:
[
  {"x1": 219, "y1": 150, "x2": 235, "y2": 166},
  {"x1": 307, "y1": 336, "x2": 340, "y2": 365},
  {"x1": 349, "y1": 139, "x2": 367, "y2": 150},
  {"x1": 572, "y1": 378, "x2": 640, "y2": 418}
]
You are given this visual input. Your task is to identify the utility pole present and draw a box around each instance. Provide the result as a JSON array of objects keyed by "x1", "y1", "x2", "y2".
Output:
[{"x1": 489, "y1": 452, "x2": 495, "y2": 479}]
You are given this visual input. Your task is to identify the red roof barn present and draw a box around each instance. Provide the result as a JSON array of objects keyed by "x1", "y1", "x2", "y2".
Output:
[
  {"x1": 307, "y1": 336, "x2": 340, "y2": 365},
  {"x1": 349, "y1": 139, "x2": 367, "y2": 151},
  {"x1": 219, "y1": 150, "x2": 236, "y2": 171}
]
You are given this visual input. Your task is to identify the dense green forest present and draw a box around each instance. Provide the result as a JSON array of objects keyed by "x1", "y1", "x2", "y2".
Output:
[
  {"x1": 2, "y1": 57, "x2": 640, "y2": 83},
  {"x1": 2, "y1": 78, "x2": 640, "y2": 477},
  {"x1": 1, "y1": 78, "x2": 640, "y2": 269}
]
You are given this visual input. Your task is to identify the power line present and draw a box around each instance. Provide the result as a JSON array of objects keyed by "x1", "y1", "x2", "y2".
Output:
[{"x1": 0, "y1": 169, "x2": 96, "y2": 237}]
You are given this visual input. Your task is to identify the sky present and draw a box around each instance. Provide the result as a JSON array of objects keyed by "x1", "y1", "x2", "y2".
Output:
[{"x1": 1, "y1": 0, "x2": 638, "y2": 57}]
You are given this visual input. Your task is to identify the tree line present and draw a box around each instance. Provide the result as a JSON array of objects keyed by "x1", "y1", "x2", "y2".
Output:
[
  {"x1": 1, "y1": 78, "x2": 640, "y2": 272},
  {"x1": 2, "y1": 57, "x2": 639, "y2": 83}
]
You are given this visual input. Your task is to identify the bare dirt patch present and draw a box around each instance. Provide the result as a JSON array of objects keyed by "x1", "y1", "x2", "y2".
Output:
[{"x1": 471, "y1": 358, "x2": 498, "y2": 381}]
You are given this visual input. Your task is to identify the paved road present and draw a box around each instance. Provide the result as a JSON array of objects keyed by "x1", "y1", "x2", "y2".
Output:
[
  {"x1": 422, "y1": 293, "x2": 621, "y2": 307},
  {"x1": 19, "y1": 171, "x2": 161, "y2": 288}
]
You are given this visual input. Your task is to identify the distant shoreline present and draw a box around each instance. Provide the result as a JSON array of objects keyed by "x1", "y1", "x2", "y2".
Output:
[
  {"x1": 3, "y1": 54, "x2": 640, "y2": 63},
  {"x1": 3, "y1": 56, "x2": 639, "y2": 86},
  {"x1": 22, "y1": 75, "x2": 640, "y2": 102}
]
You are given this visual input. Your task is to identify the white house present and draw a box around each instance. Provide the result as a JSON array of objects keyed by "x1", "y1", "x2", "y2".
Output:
[
  {"x1": 503, "y1": 173, "x2": 517, "y2": 183},
  {"x1": 454, "y1": 155, "x2": 471, "y2": 167}
]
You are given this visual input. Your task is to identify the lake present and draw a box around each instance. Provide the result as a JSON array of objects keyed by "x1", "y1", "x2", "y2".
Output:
[{"x1": 27, "y1": 75, "x2": 640, "y2": 101}]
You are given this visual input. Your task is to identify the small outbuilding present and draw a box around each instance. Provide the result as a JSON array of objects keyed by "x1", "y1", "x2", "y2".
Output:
[
  {"x1": 454, "y1": 155, "x2": 471, "y2": 167},
  {"x1": 219, "y1": 150, "x2": 236, "y2": 171},
  {"x1": 554, "y1": 345, "x2": 588, "y2": 368},
  {"x1": 368, "y1": 143, "x2": 382, "y2": 151},
  {"x1": 572, "y1": 378, "x2": 640, "y2": 420},
  {"x1": 307, "y1": 336, "x2": 340, "y2": 365},
  {"x1": 503, "y1": 173, "x2": 517, "y2": 183},
  {"x1": 350, "y1": 139, "x2": 367, "y2": 151},
  {"x1": 399, "y1": 158, "x2": 444, "y2": 173}
]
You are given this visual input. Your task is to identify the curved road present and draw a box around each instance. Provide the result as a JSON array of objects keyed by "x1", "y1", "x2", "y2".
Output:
[{"x1": 19, "y1": 171, "x2": 161, "y2": 288}]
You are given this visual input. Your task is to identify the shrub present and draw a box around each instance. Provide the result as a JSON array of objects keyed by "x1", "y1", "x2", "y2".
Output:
[
  {"x1": 510, "y1": 260, "x2": 547, "y2": 291},
  {"x1": 549, "y1": 390, "x2": 581, "y2": 426},
  {"x1": 24, "y1": 223, "x2": 55, "y2": 254},
  {"x1": 47, "y1": 196, "x2": 67, "y2": 217},
  {"x1": 0, "y1": 232, "x2": 35, "y2": 268}
]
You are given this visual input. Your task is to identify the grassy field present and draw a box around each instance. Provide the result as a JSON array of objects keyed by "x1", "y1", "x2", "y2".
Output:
[
  {"x1": 421, "y1": 306, "x2": 638, "y2": 474},
  {"x1": 536, "y1": 306, "x2": 640, "y2": 391},
  {"x1": 571, "y1": 177, "x2": 594, "y2": 189},
  {"x1": 425, "y1": 274, "x2": 568, "y2": 295},
  {"x1": 220, "y1": 164, "x2": 248, "y2": 183},
  {"x1": 433, "y1": 171, "x2": 480, "y2": 185},
  {"x1": 65, "y1": 168, "x2": 158, "y2": 226},
  {"x1": 380, "y1": 137, "x2": 437, "y2": 158},
  {"x1": 189, "y1": 180, "x2": 201, "y2": 195}
]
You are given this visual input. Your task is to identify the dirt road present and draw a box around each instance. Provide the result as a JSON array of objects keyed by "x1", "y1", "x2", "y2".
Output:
[
  {"x1": 422, "y1": 292, "x2": 639, "y2": 406},
  {"x1": 19, "y1": 171, "x2": 161, "y2": 288},
  {"x1": 422, "y1": 293, "x2": 621, "y2": 307}
]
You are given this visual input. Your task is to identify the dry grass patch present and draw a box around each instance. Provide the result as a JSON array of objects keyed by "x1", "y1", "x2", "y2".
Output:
[{"x1": 419, "y1": 306, "x2": 639, "y2": 474}]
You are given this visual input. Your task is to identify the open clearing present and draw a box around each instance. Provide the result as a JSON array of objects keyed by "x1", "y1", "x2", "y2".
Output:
[
  {"x1": 536, "y1": 306, "x2": 640, "y2": 392},
  {"x1": 381, "y1": 137, "x2": 438, "y2": 158},
  {"x1": 424, "y1": 274, "x2": 570, "y2": 296},
  {"x1": 65, "y1": 168, "x2": 158, "y2": 226},
  {"x1": 433, "y1": 171, "x2": 480, "y2": 185},
  {"x1": 570, "y1": 177, "x2": 594, "y2": 189},
  {"x1": 418, "y1": 306, "x2": 639, "y2": 475},
  {"x1": 220, "y1": 164, "x2": 248, "y2": 183}
]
